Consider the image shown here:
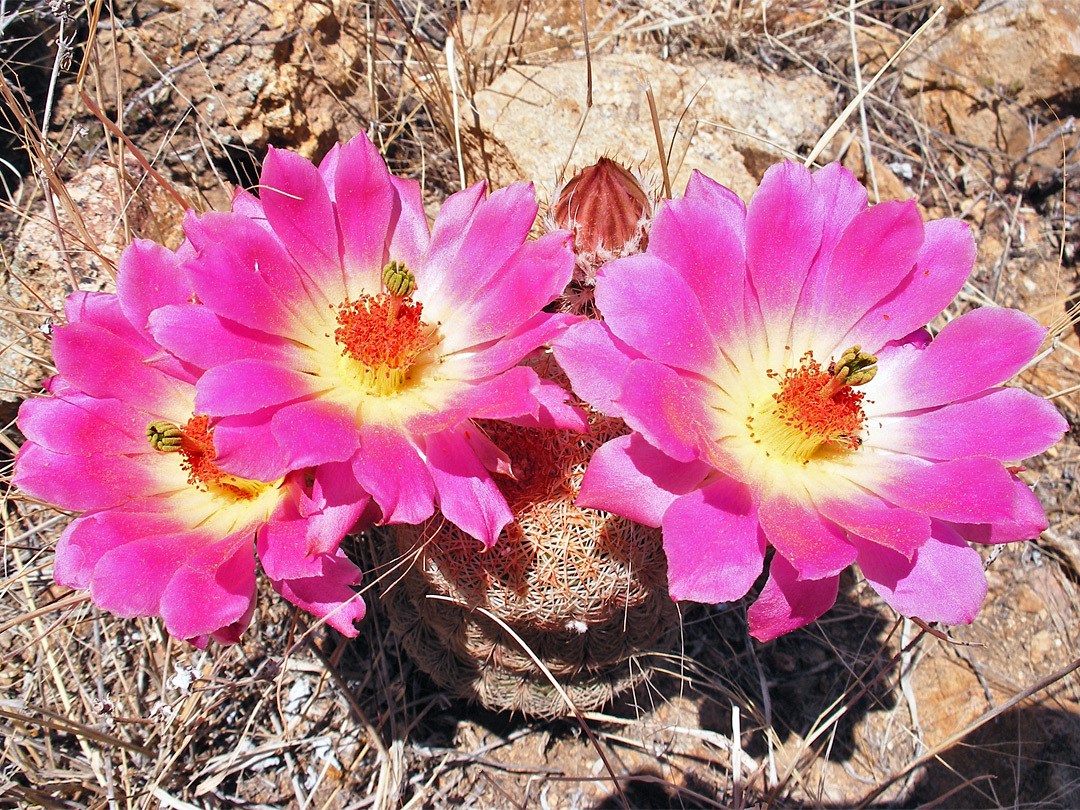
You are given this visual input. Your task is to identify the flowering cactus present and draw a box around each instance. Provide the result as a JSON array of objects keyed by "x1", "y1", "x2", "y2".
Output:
[
  {"x1": 149, "y1": 133, "x2": 585, "y2": 549},
  {"x1": 554, "y1": 161, "x2": 1066, "y2": 641},
  {"x1": 15, "y1": 242, "x2": 369, "y2": 645}
]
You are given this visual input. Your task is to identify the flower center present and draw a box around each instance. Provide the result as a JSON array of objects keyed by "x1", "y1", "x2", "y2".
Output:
[
  {"x1": 746, "y1": 346, "x2": 877, "y2": 464},
  {"x1": 147, "y1": 415, "x2": 269, "y2": 500},
  {"x1": 332, "y1": 262, "x2": 434, "y2": 395}
]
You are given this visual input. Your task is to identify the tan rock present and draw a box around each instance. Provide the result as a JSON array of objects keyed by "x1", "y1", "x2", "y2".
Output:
[{"x1": 468, "y1": 53, "x2": 831, "y2": 200}]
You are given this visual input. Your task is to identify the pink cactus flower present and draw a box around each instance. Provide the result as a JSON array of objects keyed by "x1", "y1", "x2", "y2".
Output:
[
  {"x1": 14, "y1": 241, "x2": 370, "y2": 646},
  {"x1": 149, "y1": 133, "x2": 585, "y2": 549},
  {"x1": 554, "y1": 162, "x2": 1067, "y2": 641}
]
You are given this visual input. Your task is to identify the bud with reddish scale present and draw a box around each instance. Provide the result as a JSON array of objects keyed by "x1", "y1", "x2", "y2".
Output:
[{"x1": 546, "y1": 157, "x2": 656, "y2": 314}]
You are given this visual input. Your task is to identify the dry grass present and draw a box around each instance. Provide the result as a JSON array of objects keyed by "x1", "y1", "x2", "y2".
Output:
[{"x1": 2, "y1": 0, "x2": 1080, "y2": 808}]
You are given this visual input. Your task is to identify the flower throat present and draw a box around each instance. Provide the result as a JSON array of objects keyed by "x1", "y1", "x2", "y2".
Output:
[
  {"x1": 147, "y1": 415, "x2": 268, "y2": 499},
  {"x1": 747, "y1": 346, "x2": 877, "y2": 464},
  {"x1": 333, "y1": 262, "x2": 432, "y2": 395}
]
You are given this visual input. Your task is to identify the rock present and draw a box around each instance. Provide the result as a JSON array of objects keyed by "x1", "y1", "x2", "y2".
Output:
[
  {"x1": 905, "y1": 0, "x2": 1080, "y2": 182},
  {"x1": 1, "y1": 162, "x2": 187, "y2": 403},
  {"x1": 468, "y1": 53, "x2": 831, "y2": 200}
]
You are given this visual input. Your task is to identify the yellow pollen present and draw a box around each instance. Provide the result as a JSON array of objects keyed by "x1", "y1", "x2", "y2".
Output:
[{"x1": 746, "y1": 351, "x2": 870, "y2": 464}]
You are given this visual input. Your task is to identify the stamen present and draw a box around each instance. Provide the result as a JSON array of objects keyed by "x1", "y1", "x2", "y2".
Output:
[
  {"x1": 147, "y1": 415, "x2": 268, "y2": 500},
  {"x1": 821, "y1": 345, "x2": 878, "y2": 398}
]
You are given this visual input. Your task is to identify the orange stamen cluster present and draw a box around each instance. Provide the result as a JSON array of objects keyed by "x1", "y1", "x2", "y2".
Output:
[
  {"x1": 333, "y1": 294, "x2": 429, "y2": 392},
  {"x1": 148, "y1": 415, "x2": 263, "y2": 500},
  {"x1": 748, "y1": 352, "x2": 868, "y2": 463}
]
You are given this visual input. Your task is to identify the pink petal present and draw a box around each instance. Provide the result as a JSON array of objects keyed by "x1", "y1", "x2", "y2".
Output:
[
  {"x1": 52, "y1": 322, "x2": 189, "y2": 416},
  {"x1": 149, "y1": 304, "x2": 309, "y2": 372},
  {"x1": 333, "y1": 133, "x2": 395, "y2": 293},
  {"x1": 89, "y1": 532, "x2": 192, "y2": 618},
  {"x1": 791, "y1": 164, "x2": 869, "y2": 350},
  {"x1": 424, "y1": 428, "x2": 513, "y2": 548},
  {"x1": 878, "y1": 308, "x2": 1046, "y2": 411},
  {"x1": 116, "y1": 239, "x2": 193, "y2": 333},
  {"x1": 159, "y1": 533, "x2": 257, "y2": 641},
  {"x1": 683, "y1": 170, "x2": 746, "y2": 245},
  {"x1": 663, "y1": 477, "x2": 766, "y2": 603},
  {"x1": 870, "y1": 388, "x2": 1067, "y2": 461},
  {"x1": 646, "y1": 196, "x2": 747, "y2": 344},
  {"x1": 354, "y1": 424, "x2": 435, "y2": 525},
  {"x1": 260, "y1": 146, "x2": 342, "y2": 275},
  {"x1": 950, "y1": 474, "x2": 1049, "y2": 544},
  {"x1": 182, "y1": 211, "x2": 326, "y2": 336},
  {"x1": 195, "y1": 359, "x2": 319, "y2": 416},
  {"x1": 460, "y1": 423, "x2": 514, "y2": 477},
  {"x1": 268, "y1": 550, "x2": 366, "y2": 637},
  {"x1": 404, "y1": 366, "x2": 546, "y2": 435},
  {"x1": 847, "y1": 218, "x2": 977, "y2": 352},
  {"x1": 303, "y1": 461, "x2": 374, "y2": 551},
  {"x1": 271, "y1": 399, "x2": 359, "y2": 467},
  {"x1": 552, "y1": 319, "x2": 642, "y2": 418},
  {"x1": 501, "y1": 375, "x2": 589, "y2": 432},
  {"x1": 594, "y1": 253, "x2": 717, "y2": 378},
  {"x1": 864, "y1": 455, "x2": 1023, "y2": 525},
  {"x1": 615, "y1": 359, "x2": 714, "y2": 464},
  {"x1": 65, "y1": 292, "x2": 149, "y2": 349},
  {"x1": 455, "y1": 311, "x2": 581, "y2": 379},
  {"x1": 388, "y1": 176, "x2": 430, "y2": 270},
  {"x1": 577, "y1": 433, "x2": 711, "y2": 527},
  {"x1": 15, "y1": 444, "x2": 152, "y2": 511},
  {"x1": 815, "y1": 488, "x2": 930, "y2": 559},
  {"x1": 807, "y1": 200, "x2": 924, "y2": 347},
  {"x1": 758, "y1": 490, "x2": 856, "y2": 579},
  {"x1": 210, "y1": 411, "x2": 292, "y2": 481},
  {"x1": 744, "y1": 162, "x2": 825, "y2": 349},
  {"x1": 748, "y1": 555, "x2": 840, "y2": 641},
  {"x1": 434, "y1": 231, "x2": 575, "y2": 355},
  {"x1": 18, "y1": 392, "x2": 145, "y2": 457},
  {"x1": 420, "y1": 182, "x2": 538, "y2": 314},
  {"x1": 54, "y1": 511, "x2": 177, "y2": 589},
  {"x1": 857, "y1": 522, "x2": 986, "y2": 625}
]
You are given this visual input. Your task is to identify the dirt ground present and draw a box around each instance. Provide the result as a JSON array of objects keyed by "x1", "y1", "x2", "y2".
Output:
[{"x1": 2, "y1": 0, "x2": 1079, "y2": 808}]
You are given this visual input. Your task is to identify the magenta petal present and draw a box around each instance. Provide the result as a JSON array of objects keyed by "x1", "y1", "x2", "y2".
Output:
[
  {"x1": 847, "y1": 218, "x2": 977, "y2": 352},
  {"x1": 183, "y1": 211, "x2": 324, "y2": 334},
  {"x1": 578, "y1": 433, "x2": 711, "y2": 527},
  {"x1": 951, "y1": 475, "x2": 1049, "y2": 544},
  {"x1": 15, "y1": 444, "x2": 150, "y2": 511},
  {"x1": 211, "y1": 411, "x2": 291, "y2": 481},
  {"x1": 646, "y1": 196, "x2": 747, "y2": 343},
  {"x1": 436, "y1": 231, "x2": 575, "y2": 353},
  {"x1": 195, "y1": 359, "x2": 318, "y2": 416},
  {"x1": 758, "y1": 490, "x2": 856, "y2": 579},
  {"x1": 52, "y1": 322, "x2": 188, "y2": 415},
  {"x1": 159, "y1": 533, "x2": 257, "y2": 641},
  {"x1": 744, "y1": 162, "x2": 825, "y2": 344},
  {"x1": 304, "y1": 461, "x2": 373, "y2": 551},
  {"x1": 54, "y1": 511, "x2": 176, "y2": 589},
  {"x1": 421, "y1": 182, "x2": 537, "y2": 312},
  {"x1": 89, "y1": 533, "x2": 191, "y2": 618},
  {"x1": 857, "y1": 522, "x2": 986, "y2": 625},
  {"x1": 663, "y1": 478, "x2": 765, "y2": 603},
  {"x1": 65, "y1": 292, "x2": 149, "y2": 348},
  {"x1": 872, "y1": 388, "x2": 1067, "y2": 462},
  {"x1": 810, "y1": 200, "x2": 924, "y2": 344},
  {"x1": 815, "y1": 489, "x2": 930, "y2": 558},
  {"x1": 150, "y1": 304, "x2": 308, "y2": 372},
  {"x1": 461, "y1": 424, "x2": 513, "y2": 477},
  {"x1": 333, "y1": 133, "x2": 395, "y2": 291},
  {"x1": 424, "y1": 428, "x2": 513, "y2": 548},
  {"x1": 260, "y1": 146, "x2": 342, "y2": 274},
  {"x1": 748, "y1": 555, "x2": 840, "y2": 641},
  {"x1": 616, "y1": 359, "x2": 713, "y2": 464},
  {"x1": 882, "y1": 308, "x2": 1046, "y2": 410},
  {"x1": 269, "y1": 551, "x2": 366, "y2": 636},
  {"x1": 552, "y1": 319, "x2": 641, "y2": 418},
  {"x1": 404, "y1": 366, "x2": 545, "y2": 435},
  {"x1": 271, "y1": 399, "x2": 359, "y2": 467},
  {"x1": 388, "y1": 176, "x2": 430, "y2": 270},
  {"x1": 867, "y1": 455, "x2": 1022, "y2": 525},
  {"x1": 18, "y1": 392, "x2": 145, "y2": 456},
  {"x1": 594, "y1": 253, "x2": 717, "y2": 377},
  {"x1": 458, "y1": 311, "x2": 581, "y2": 379},
  {"x1": 354, "y1": 425, "x2": 435, "y2": 525},
  {"x1": 683, "y1": 170, "x2": 746, "y2": 241},
  {"x1": 116, "y1": 239, "x2": 193, "y2": 333}
]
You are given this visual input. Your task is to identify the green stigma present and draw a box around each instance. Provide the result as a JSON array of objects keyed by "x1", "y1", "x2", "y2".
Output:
[
  {"x1": 382, "y1": 261, "x2": 416, "y2": 298},
  {"x1": 820, "y1": 346, "x2": 878, "y2": 398},
  {"x1": 147, "y1": 420, "x2": 183, "y2": 452}
]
